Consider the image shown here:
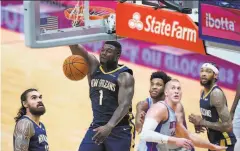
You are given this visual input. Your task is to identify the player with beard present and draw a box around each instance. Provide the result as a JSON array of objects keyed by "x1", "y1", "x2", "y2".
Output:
[
  {"x1": 13, "y1": 88, "x2": 49, "y2": 151},
  {"x1": 189, "y1": 62, "x2": 236, "y2": 151}
]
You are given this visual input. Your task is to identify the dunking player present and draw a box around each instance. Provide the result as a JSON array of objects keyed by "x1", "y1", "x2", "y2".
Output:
[
  {"x1": 69, "y1": 41, "x2": 135, "y2": 151},
  {"x1": 13, "y1": 88, "x2": 49, "y2": 151},
  {"x1": 230, "y1": 82, "x2": 240, "y2": 150},
  {"x1": 139, "y1": 79, "x2": 226, "y2": 151},
  {"x1": 189, "y1": 62, "x2": 236, "y2": 151},
  {"x1": 135, "y1": 71, "x2": 195, "y2": 151}
]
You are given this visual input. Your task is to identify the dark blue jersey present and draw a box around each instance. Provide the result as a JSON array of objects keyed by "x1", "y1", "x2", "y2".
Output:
[
  {"x1": 89, "y1": 65, "x2": 134, "y2": 127},
  {"x1": 14, "y1": 116, "x2": 49, "y2": 151},
  {"x1": 200, "y1": 85, "x2": 236, "y2": 146}
]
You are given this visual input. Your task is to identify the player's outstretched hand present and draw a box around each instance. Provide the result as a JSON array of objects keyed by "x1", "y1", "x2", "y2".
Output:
[
  {"x1": 92, "y1": 124, "x2": 113, "y2": 145},
  {"x1": 198, "y1": 126, "x2": 206, "y2": 133},
  {"x1": 175, "y1": 138, "x2": 193, "y2": 150},
  {"x1": 212, "y1": 144, "x2": 227, "y2": 151}
]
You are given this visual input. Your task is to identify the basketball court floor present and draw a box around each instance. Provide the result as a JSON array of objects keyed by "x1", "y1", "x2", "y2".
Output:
[{"x1": 1, "y1": 29, "x2": 236, "y2": 151}]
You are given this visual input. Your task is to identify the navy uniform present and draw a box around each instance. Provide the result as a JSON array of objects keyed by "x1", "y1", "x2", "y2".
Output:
[
  {"x1": 13, "y1": 116, "x2": 49, "y2": 151},
  {"x1": 79, "y1": 65, "x2": 135, "y2": 151},
  {"x1": 200, "y1": 85, "x2": 236, "y2": 151}
]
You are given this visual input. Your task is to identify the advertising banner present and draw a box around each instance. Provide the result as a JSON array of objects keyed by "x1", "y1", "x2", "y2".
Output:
[
  {"x1": 83, "y1": 39, "x2": 240, "y2": 90},
  {"x1": 116, "y1": 2, "x2": 206, "y2": 55},
  {"x1": 199, "y1": 1, "x2": 240, "y2": 46}
]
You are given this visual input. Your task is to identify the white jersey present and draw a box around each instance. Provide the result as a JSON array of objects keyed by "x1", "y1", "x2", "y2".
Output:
[
  {"x1": 233, "y1": 99, "x2": 240, "y2": 138},
  {"x1": 138, "y1": 100, "x2": 187, "y2": 151}
]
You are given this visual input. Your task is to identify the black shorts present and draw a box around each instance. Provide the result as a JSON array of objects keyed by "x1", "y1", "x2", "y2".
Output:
[{"x1": 79, "y1": 124, "x2": 135, "y2": 151}]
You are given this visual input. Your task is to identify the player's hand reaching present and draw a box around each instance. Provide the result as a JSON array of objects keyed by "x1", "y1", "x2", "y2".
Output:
[
  {"x1": 212, "y1": 144, "x2": 228, "y2": 151},
  {"x1": 175, "y1": 138, "x2": 193, "y2": 150},
  {"x1": 188, "y1": 114, "x2": 203, "y2": 126},
  {"x1": 92, "y1": 124, "x2": 113, "y2": 145},
  {"x1": 194, "y1": 125, "x2": 206, "y2": 133}
]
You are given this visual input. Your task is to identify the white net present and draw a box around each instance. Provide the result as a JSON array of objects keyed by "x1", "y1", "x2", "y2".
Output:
[
  {"x1": 69, "y1": 0, "x2": 84, "y2": 27},
  {"x1": 68, "y1": 0, "x2": 138, "y2": 28}
]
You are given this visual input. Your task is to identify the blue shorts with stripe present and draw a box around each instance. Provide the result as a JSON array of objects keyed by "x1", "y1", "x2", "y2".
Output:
[
  {"x1": 207, "y1": 139, "x2": 236, "y2": 151},
  {"x1": 79, "y1": 123, "x2": 135, "y2": 151}
]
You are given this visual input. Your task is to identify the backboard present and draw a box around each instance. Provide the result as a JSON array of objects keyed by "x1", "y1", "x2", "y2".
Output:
[
  {"x1": 24, "y1": 1, "x2": 124, "y2": 48},
  {"x1": 24, "y1": 0, "x2": 197, "y2": 48},
  {"x1": 23, "y1": 0, "x2": 196, "y2": 48}
]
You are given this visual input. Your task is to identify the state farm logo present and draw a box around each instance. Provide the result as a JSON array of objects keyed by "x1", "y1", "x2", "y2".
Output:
[
  {"x1": 128, "y1": 12, "x2": 197, "y2": 43},
  {"x1": 205, "y1": 13, "x2": 235, "y2": 31},
  {"x1": 128, "y1": 12, "x2": 143, "y2": 30}
]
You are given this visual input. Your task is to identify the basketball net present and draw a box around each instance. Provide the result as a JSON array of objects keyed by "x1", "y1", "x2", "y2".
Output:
[
  {"x1": 69, "y1": 0, "x2": 84, "y2": 27},
  {"x1": 66, "y1": 0, "x2": 135, "y2": 29}
]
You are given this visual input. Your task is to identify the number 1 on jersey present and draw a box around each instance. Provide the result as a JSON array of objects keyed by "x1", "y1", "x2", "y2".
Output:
[{"x1": 99, "y1": 90, "x2": 103, "y2": 105}]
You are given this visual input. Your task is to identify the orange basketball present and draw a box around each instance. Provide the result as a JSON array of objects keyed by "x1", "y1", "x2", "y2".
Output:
[{"x1": 63, "y1": 55, "x2": 89, "y2": 81}]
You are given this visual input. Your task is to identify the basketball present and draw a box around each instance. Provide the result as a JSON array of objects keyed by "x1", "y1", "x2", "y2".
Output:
[{"x1": 63, "y1": 55, "x2": 89, "y2": 81}]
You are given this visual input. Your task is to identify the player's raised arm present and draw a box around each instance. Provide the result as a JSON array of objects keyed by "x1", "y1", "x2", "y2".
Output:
[
  {"x1": 106, "y1": 72, "x2": 135, "y2": 128},
  {"x1": 200, "y1": 88, "x2": 232, "y2": 132},
  {"x1": 135, "y1": 100, "x2": 149, "y2": 133},
  {"x1": 69, "y1": 44, "x2": 99, "y2": 76},
  {"x1": 175, "y1": 122, "x2": 227, "y2": 150},
  {"x1": 13, "y1": 118, "x2": 35, "y2": 151}
]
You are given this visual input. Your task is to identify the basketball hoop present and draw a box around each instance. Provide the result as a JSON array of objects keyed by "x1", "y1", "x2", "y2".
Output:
[{"x1": 64, "y1": 0, "x2": 115, "y2": 27}]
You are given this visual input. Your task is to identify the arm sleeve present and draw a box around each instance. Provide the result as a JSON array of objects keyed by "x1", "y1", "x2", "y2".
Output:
[{"x1": 139, "y1": 118, "x2": 169, "y2": 144}]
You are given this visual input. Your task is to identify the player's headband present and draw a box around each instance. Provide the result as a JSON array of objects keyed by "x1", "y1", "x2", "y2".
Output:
[{"x1": 201, "y1": 63, "x2": 219, "y2": 75}]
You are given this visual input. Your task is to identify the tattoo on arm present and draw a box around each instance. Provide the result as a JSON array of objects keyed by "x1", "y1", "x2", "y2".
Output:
[
  {"x1": 201, "y1": 89, "x2": 232, "y2": 132},
  {"x1": 14, "y1": 119, "x2": 35, "y2": 151}
]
